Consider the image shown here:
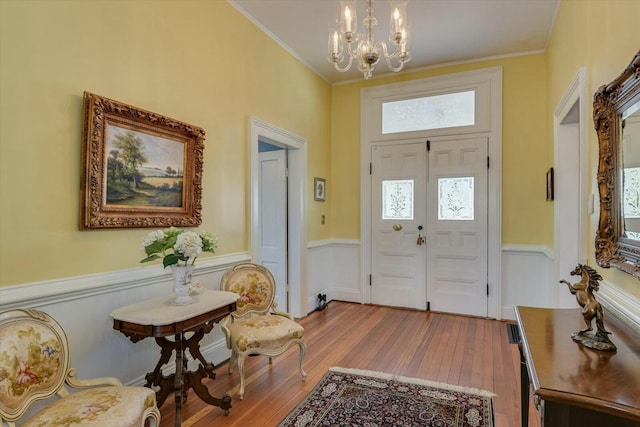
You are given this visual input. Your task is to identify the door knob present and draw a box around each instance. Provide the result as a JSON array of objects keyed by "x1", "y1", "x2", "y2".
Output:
[{"x1": 393, "y1": 224, "x2": 403, "y2": 231}]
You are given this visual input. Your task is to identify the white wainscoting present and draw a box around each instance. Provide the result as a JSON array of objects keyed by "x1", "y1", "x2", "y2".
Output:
[
  {"x1": 0, "y1": 253, "x2": 251, "y2": 387},
  {"x1": 3, "y1": 241, "x2": 637, "y2": 388},
  {"x1": 500, "y1": 244, "x2": 640, "y2": 332},
  {"x1": 307, "y1": 239, "x2": 361, "y2": 313},
  {"x1": 501, "y1": 244, "x2": 555, "y2": 320},
  {"x1": 598, "y1": 279, "x2": 640, "y2": 334},
  {"x1": 0, "y1": 240, "x2": 364, "y2": 388}
]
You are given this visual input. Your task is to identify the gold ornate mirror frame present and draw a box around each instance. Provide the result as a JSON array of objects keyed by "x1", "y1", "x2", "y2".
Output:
[{"x1": 593, "y1": 50, "x2": 640, "y2": 279}]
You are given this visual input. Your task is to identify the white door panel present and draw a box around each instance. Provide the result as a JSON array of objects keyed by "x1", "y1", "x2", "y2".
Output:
[
  {"x1": 258, "y1": 149, "x2": 287, "y2": 311},
  {"x1": 427, "y1": 137, "x2": 488, "y2": 316},
  {"x1": 371, "y1": 142, "x2": 426, "y2": 310}
]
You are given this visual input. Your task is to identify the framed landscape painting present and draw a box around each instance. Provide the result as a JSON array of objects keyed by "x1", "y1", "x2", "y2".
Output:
[{"x1": 80, "y1": 91, "x2": 205, "y2": 229}]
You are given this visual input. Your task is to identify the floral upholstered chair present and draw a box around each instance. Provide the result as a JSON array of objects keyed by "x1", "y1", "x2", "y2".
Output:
[
  {"x1": 0, "y1": 309, "x2": 160, "y2": 427},
  {"x1": 219, "y1": 263, "x2": 306, "y2": 399}
]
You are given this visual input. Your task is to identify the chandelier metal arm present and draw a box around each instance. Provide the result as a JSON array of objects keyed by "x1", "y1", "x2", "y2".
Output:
[
  {"x1": 379, "y1": 40, "x2": 407, "y2": 73},
  {"x1": 332, "y1": 51, "x2": 354, "y2": 73}
]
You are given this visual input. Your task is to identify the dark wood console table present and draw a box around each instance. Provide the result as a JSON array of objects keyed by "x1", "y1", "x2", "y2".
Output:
[
  {"x1": 515, "y1": 306, "x2": 640, "y2": 427},
  {"x1": 111, "y1": 289, "x2": 238, "y2": 427}
]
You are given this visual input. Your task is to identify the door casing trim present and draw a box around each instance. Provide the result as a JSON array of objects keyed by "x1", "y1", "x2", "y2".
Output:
[
  {"x1": 249, "y1": 117, "x2": 308, "y2": 318},
  {"x1": 553, "y1": 67, "x2": 588, "y2": 308}
]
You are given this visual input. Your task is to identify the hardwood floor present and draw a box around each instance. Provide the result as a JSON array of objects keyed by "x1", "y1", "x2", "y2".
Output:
[{"x1": 159, "y1": 301, "x2": 541, "y2": 427}]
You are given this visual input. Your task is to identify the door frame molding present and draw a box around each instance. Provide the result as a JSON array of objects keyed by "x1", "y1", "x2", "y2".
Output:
[
  {"x1": 553, "y1": 67, "x2": 588, "y2": 307},
  {"x1": 249, "y1": 117, "x2": 308, "y2": 318},
  {"x1": 360, "y1": 67, "x2": 503, "y2": 319}
]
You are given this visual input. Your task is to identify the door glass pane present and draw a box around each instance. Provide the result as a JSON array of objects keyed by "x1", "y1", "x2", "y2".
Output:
[
  {"x1": 382, "y1": 179, "x2": 414, "y2": 220},
  {"x1": 382, "y1": 90, "x2": 475, "y2": 134},
  {"x1": 438, "y1": 177, "x2": 474, "y2": 220}
]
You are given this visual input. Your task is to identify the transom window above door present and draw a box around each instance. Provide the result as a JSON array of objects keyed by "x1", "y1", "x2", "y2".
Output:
[{"x1": 382, "y1": 90, "x2": 476, "y2": 134}]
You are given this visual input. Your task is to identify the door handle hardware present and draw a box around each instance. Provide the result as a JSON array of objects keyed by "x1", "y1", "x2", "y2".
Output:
[
  {"x1": 417, "y1": 225, "x2": 424, "y2": 245},
  {"x1": 393, "y1": 224, "x2": 403, "y2": 231}
]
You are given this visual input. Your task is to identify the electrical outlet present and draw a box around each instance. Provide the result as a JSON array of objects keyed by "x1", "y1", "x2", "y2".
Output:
[{"x1": 321, "y1": 214, "x2": 326, "y2": 224}]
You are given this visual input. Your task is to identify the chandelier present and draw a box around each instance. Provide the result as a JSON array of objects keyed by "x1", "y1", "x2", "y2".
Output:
[{"x1": 328, "y1": 0, "x2": 410, "y2": 80}]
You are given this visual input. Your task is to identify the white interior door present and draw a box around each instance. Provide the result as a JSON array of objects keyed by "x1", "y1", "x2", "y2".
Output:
[
  {"x1": 371, "y1": 141, "x2": 427, "y2": 310},
  {"x1": 426, "y1": 137, "x2": 488, "y2": 316},
  {"x1": 258, "y1": 149, "x2": 287, "y2": 311}
]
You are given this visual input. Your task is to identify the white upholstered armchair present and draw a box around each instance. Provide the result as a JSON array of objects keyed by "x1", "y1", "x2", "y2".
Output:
[
  {"x1": 0, "y1": 308, "x2": 160, "y2": 427},
  {"x1": 219, "y1": 263, "x2": 306, "y2": 399}
]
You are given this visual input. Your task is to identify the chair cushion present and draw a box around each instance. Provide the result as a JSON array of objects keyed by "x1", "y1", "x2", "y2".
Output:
[
  {"x1": 229, "y1": 315, "x2": 304, "y2": 352},
  {"x1": 23, "y1": 386, "x2": 156, "y2": 427}
]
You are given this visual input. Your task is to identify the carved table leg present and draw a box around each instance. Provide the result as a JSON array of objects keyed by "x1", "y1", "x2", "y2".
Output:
[
  {"x1": 183, "y1": 330, "x2": 232, "y2": 415},
  {"x1": 148, "y1": 337, "x2": 177, "y2": 408},
  {"x1": 188, "y1": 365, "x2": 233, "y2": 415},
  {"x1": 174, "y1": 332, "x2": 185, "y2": 427},
  {"x1": 186, "y1": 329, "x2": 217, "y2": 379},
  {"x1": 146, "y1": 327, "x2": 233, "y2": 425}
]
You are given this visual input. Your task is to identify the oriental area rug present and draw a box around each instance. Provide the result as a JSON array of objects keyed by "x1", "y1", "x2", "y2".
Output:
[{"x1": 279, "y1": 367, "x2": 494, "y2": 427}]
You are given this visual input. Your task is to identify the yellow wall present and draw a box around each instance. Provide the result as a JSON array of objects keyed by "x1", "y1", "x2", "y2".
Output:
[
  {"x1": 0, "y1": 0, "x2": 332, "y2": 287},
  {"x1": 331, "y1": 55, "x2": 549, "y2": 243},
  {"x1": 330, "y1": 0, "x2": 640, "y2": 297},
  {"x1": 546, "y1": 0, "x2": 640, "y2": 297},
  {"x1": 2, "y1": 0, "x2": 639, "y2": 297}
]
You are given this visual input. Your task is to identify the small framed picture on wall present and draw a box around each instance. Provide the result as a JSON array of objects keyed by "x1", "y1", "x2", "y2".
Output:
[{"x1": 314, "y1": 177, "x2": 326, "y2": 202}]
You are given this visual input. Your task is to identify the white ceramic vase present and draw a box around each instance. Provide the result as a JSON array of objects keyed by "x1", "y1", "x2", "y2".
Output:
[{"x1": 170, "y1": 265, "x2": 194, "y2": 305}]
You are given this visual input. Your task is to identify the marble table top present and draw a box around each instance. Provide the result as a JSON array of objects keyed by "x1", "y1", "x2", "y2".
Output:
[{"x1": 111, "y1": 288, "x2": 238, "y2": 326}]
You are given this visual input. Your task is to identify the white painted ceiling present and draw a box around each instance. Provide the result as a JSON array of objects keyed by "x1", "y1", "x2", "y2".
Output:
[{"x1": 229, "y1": 0, "x2": 559, "y2": 84}]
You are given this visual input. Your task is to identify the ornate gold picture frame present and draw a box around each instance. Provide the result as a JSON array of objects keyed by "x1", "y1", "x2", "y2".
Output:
[{"x1": 80, "y1": 91, "x2": 205, "y2": 229}]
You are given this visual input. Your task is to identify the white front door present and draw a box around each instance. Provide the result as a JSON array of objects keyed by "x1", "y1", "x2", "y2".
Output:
[
  {"x1": 426, "y1": 137, "x2": 488, "y2": 316},
  {"x1": 258, "y1": 149, "x2": 288, "y2": 311},
  {"x1": 370, "y1": 137, "x2": 489, "y2": 316},
  {"x1": 371, "y1": 141, "x2": 427, "y2": 310}
]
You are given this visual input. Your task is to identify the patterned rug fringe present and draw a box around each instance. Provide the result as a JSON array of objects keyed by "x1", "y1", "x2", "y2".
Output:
[{"x1": 329, "y1": 366, "x2": 496, "y2": 398}]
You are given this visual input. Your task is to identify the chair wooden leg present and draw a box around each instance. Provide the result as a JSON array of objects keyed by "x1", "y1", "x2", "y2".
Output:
[
  {"x1": 237, "y1": 354, "x2": 246, "y2": 400},
  {"x1": 228, "y1": 349, "x2": 236, "y2": 374},
  {"x1": 298, "y1": 341, "x2": 308, "y2": 379}
]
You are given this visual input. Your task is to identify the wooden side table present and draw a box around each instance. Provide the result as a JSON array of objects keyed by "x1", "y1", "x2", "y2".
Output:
[
  {"x1": 515, "y1": 306, "x2": 640, "y2": 427},
  {"x1": 111, "y1": 289, "x2": 238, "y2": 427}
]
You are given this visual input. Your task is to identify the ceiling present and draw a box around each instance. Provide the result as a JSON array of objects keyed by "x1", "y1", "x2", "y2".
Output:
[{"x1": 229, "y1": 0, "x2": 559, "y2": 84}]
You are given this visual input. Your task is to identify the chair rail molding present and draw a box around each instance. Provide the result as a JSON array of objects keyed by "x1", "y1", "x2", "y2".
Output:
[{"x1": 0, "y1": 252, "x2": 251, "y2": 310}]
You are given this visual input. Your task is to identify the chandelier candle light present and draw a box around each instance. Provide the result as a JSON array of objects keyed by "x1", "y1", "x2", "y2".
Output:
[{"x1": 329, "y1": 0, "x2": 410, "y2": 79}]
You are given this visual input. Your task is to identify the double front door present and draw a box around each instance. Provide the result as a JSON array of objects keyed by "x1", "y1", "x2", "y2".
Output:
[{"x1": 370, "y1": 137, "x2": 488, "y2": 316}]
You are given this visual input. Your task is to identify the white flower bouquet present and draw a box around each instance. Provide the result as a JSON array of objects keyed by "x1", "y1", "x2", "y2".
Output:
[{"x1": 140, "y1": 227, "x2": 217, "y2": 268}]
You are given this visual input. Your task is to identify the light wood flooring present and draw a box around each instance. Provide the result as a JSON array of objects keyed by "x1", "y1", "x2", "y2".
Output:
[{"x1": 159, "y1": 301, "x2": 541, "y2": 427}]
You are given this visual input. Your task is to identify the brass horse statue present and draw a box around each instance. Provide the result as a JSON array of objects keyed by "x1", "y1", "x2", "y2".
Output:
[{"x1": 559, "y1": 264, "x2": 616, "y2": 351}]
